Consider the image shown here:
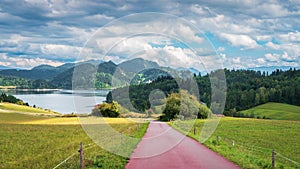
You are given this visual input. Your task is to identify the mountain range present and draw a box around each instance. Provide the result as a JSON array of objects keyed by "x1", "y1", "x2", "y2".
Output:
[
  {"x1": 1, "y1": 58, "x2": 298, "y2": 90},
  {"x1": 0, "y1": 58, "x2": 197, "y2": 89},
  {"x1": 0, "y1": 65, "x2": 13, "y2": 70}
]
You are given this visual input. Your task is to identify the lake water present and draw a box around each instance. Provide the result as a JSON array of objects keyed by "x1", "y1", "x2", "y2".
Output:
[{"x1": 4, "y1": 89, "x2": 109, "y2": 114}]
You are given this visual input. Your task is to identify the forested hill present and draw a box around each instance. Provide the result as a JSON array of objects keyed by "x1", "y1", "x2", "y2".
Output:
[
  {"x1": 107, "y1": 68, "x2": 300, "y2": 114},
  {"x1": 221, "y1": 68, "x2": 300, "y2": 115},
  {"x1": 0, "y1": 59, "x2": 164, "y2": 89}
]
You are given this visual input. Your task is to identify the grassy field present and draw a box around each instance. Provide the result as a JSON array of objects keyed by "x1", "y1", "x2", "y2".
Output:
[
  {"x1": 0, "y1": 111, "x2": 149, "y2": 168},
  {"x1": 0, "y1": 112, "x2": 49, "y2": 124},
  {"x1": 0, "y1": 102, "x2": 59, "y2": 114},
  {"x1": 241, "y1": 102, "x2": 300, "y2": 121},
  {"x1": 171, "y1": 118, "x2": 300, "y2": 169}
]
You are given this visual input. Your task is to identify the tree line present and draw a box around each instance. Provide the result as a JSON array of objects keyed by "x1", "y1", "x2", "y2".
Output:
[
  {"x1": 107, "y1": 68, "x2": 300, "y2": 116},
  {"x1": 0, "y1": 76, "x2": 55, "y2": 89},
  {"x1": 0, "y1": 93, "x2": 29, "y2": 106},
  {"x1": 221, "y1": 68, "x2": 299, "y2": 115}
]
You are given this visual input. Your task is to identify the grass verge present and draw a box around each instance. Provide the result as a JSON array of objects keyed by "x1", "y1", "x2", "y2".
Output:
[{"x1": 170, "y1": 117, "x2": 300, "y2": 169}]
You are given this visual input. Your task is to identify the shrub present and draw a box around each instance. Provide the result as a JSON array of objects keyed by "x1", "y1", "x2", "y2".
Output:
[
  {"x1": 159, "y1": 114, "x2": 169, "y2": 122},
  {"x1": 161, "y1": 90, "x2": 211, "y2": 121},
  {"x1": 92, "y1": 101, "x2": 120, "y2": 117},
  {"x1": 198, "y1": 104, "x2": 210, "y2": 119}
]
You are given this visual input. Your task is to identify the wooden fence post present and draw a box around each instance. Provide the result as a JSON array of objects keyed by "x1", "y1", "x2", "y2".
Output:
[
  {"x1": 272, "y1": 149, "x2": 276, "y2": 169},
  {"x1": 79, "y1": 142, "x2": 84, "y2": 169},
  {"x1": 193, "y1": 127, "x2": 196, "y2": 135}
]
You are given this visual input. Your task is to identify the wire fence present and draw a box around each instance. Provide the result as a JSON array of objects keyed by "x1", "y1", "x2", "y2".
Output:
[
  {"x1": 52, "y1": 143, "x2": 96, "y2": 169},
  {"x1": 276, "y1": 152, "x2": 300, "y2": 167},
  {"x1": 171, "y1": 122, "x2": 300, "y2": 168},
  {"x1": 213, "y1": 135, "x2": 300, "y2": 168},
  {"x1": 52, "y1": 122, "x2": 146, "y2": 169},
  {"x1": 52, "y1": 123, "x2": 299, "y2": 169}
]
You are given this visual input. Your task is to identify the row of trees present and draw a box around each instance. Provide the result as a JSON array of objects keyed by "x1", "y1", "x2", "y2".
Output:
[
  {"x1": 107, "y1": 68, "x2": 299, "y2": 118},
  {"x1": 0, "y1": 76, "x2": 55, "y2": 89},
  {"x1": 200, "y1": 68, "x2": 300, "y2": 115},
  {"x1": 97, "y1": 89, "x2": 211, "y2": 120},
  {"x1": 106, "y1": 76, "x2": 179, "y2": 113},
  {"x1": 0, "y1": 93, "x2": 28, "y2": 106}
]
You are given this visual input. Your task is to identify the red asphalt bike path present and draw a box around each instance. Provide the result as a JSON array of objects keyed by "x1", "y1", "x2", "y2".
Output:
[{"x1": 126, "y1": 121, "x2": 240, "y2": 169}]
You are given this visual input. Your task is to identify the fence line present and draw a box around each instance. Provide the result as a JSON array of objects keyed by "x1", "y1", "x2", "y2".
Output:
[
  {"x1": 52, "y1": 122, "x2": 145, "y2": 169},
  {"x1": 276, "y1": 152, "x2": 300, "y2": 166},
  {"x1": 214, "y1": 135, "x2": 300, "y2": 167},
  {"x1": 52, "y1": 152, "x2": 77, "y2": 169},
  {"x1": 53, "y1": 123, "x2": 140, "y2": 169},
  {"x1": 237, "y1": 142, "x2": 270, "y2": 154},
  {"x1": 52, "y1": 143, "x2": 96, "y2": 169},
  {"x1": 217, "y1": 136, "x2": 273, "y2": 152}
]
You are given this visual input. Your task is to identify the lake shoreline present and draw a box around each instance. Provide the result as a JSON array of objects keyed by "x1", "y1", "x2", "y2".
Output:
[{"x1": 1, "y1": 89, "x2": 108, "y2": 114}]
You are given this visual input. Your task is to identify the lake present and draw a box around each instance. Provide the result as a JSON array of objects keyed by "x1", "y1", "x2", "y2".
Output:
[{"x1": 3, "y1": 89, "x2": 109, "y2": 114}]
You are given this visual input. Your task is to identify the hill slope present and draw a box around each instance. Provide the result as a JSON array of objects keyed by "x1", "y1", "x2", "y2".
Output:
[
  {"x1": 0, "y1": 103, "x2": 59, "y2": 115},
  {"x1": 0, "y1": 64, "x2": 70, "y2": 80},
  {"x1": 241, "y1": 102, "x2": 300, "y2": 121}
]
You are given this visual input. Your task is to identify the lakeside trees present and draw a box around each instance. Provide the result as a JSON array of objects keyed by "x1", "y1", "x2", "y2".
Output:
[
  {"x1": 0, "y1": 93, "x2": 28, "y2": 106},
  {"x1": 0, "y1": 76, "x2": 55, "y2": 89}
]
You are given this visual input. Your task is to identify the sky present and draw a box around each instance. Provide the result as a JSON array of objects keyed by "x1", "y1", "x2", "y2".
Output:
[{"x1": 0, "y1": 0, "x2": 299, "y2": 70}]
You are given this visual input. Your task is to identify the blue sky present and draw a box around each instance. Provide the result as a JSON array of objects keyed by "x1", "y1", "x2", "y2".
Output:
[{"x1": 0, "y1": 0, "x2": 299, "y2": 70}]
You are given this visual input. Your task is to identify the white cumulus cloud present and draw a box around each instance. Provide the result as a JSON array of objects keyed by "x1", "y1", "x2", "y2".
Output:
[
  {"x1": 220, "y1": 33, "x2": 259, "y2": 49},
  {"x1": 0, "y1": 53, "x2": 63, "y2": 68}
]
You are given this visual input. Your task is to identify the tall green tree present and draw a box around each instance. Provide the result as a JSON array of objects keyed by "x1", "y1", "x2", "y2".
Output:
[{"x1": 161, "y1": 90, "x2": 210, "y2": 121}]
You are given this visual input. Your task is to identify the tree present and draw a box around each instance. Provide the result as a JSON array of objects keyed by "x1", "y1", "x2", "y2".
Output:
[
  {"x1": 161, "y1": 90, "x2": 210, "y2": 121},
  {"x1": 91, "y1": 101, "x2": 120, "y2": 117},
  {"x1": 106, "y1": 91, "x2": 113, "y2": 103},
  {"x1": 161, "y1": 92, "x2": 181, "y2": 121},
  {"x1": 0, "y1": 92, "x2": 24, "y2": 105}
]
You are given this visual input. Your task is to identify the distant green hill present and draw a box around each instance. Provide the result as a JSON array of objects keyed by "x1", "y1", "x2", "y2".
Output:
[{"x1": 241, "y1": 102, "x2": 300, "y2": 121}]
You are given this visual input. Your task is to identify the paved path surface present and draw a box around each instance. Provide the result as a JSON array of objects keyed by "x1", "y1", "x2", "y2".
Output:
[{"x1": 126, "y1": 121, "x2": 240, "y2": 169}]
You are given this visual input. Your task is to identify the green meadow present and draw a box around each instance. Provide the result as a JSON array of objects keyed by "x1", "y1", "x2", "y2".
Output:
[
  {"x1": 171, "y1": 117, "x2": 300, "y2": 169},
  {"x1": 0, "y1": 109, "x2": 148, "y2": 168},
  {"x1": 1, "y1": 101, "x2": 300, "y2": 169},
  {"x1": 241, "y1": 102, "x2": 300, "y2": 121}
]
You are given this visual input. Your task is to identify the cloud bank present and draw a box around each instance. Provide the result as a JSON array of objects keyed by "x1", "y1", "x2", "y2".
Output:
[{"x1": 0, "y1": 0, "x2": 299, "y2": 69}]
